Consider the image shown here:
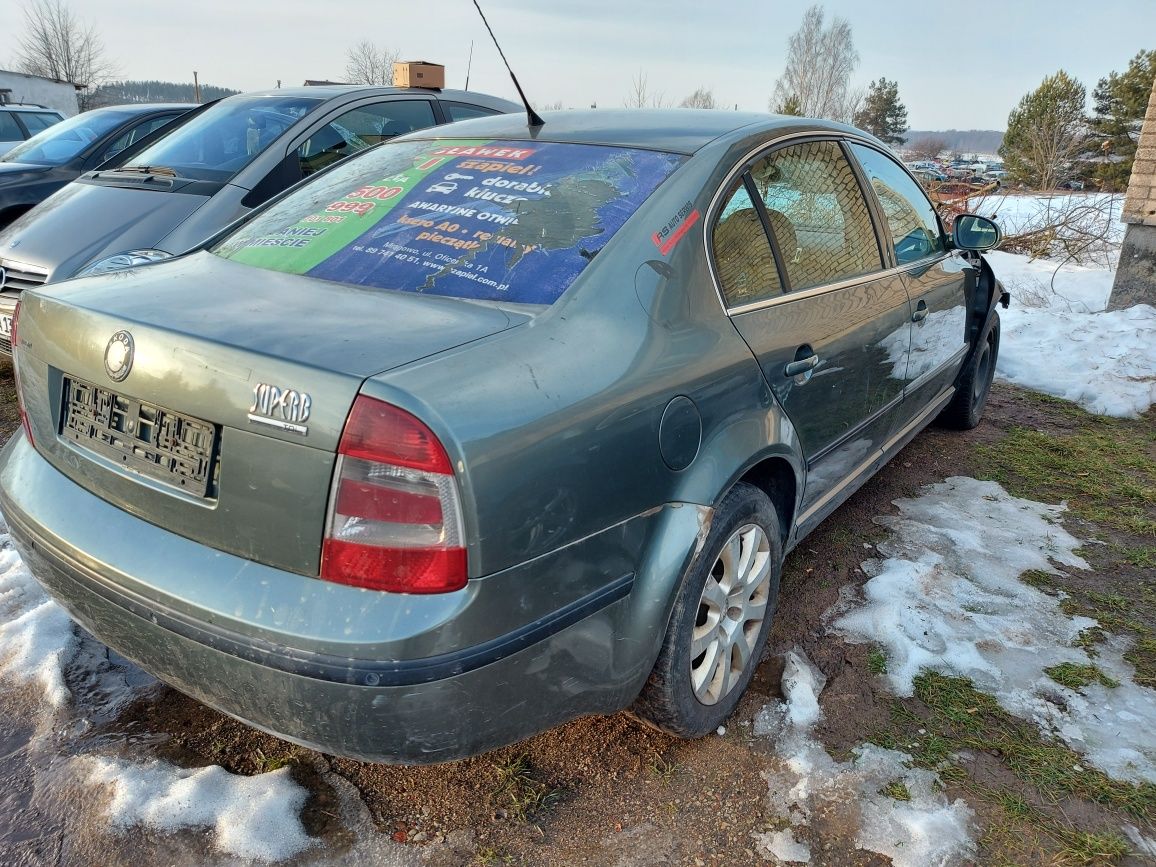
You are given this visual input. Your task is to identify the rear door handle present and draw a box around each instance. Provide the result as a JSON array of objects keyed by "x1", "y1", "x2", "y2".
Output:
[
  {"x1": 912, "y1": 300, "x2": 929, "y2": 323},
  {"x1": 784, "y1": 354, "x2": 819, "y2": 377}
]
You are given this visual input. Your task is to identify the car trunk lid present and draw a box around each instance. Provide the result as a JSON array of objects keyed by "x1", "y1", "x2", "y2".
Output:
[{"x1": 14, "y1": 253, "x2": 524, "y2": 575}]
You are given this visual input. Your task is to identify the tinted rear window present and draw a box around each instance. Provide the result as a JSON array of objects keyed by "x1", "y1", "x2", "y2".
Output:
[{"x1": 214, "y1": 138, "x2": 684, "y2": 304}]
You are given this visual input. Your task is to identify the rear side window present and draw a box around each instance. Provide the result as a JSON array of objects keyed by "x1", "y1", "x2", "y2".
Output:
[
  {"x1": 713, "y1": 178, "x2": 783, "y2": 305},
  {"x1": 444, "y1": 101, "x2": 499, "y2": 122},
  {"x1": 849, "y1": 142, "x2": 945, "y2": 265},
  {"x1": 215, "y1": 138, "x2": 685, "y2": 305},
  {"x1": 748, "y1": 140, "x2": 882, "y2": 290}
]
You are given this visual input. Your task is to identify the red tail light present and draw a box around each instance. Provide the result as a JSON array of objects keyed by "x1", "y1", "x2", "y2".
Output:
[
  {"x1": 320, "y1": 395, "x2": 466, "y2": 593},
  {"x1": 10, "y1": 302, "x2": 33, "y2": 446}
]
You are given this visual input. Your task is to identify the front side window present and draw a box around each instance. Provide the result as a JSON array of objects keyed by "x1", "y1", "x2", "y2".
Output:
[
  {"x1": 1, "y1": 108, "x2": 136, "y2": 165},
  {"x1": 119, "y1": 96, "x2": 322, "y2": 181},
  {"x1": 849, "y1": 142, "x2": 945, "y2": 265},
  {"x1": 297, "y1": 100, "x2": 436, "y2": 176},
  {"x1": 712, "y1": 178, "x2": 783, "y2": 306},
  {"x1": 21, "y1": 112, "x2": 61, "y2": 134},
  {"x1": 444, "y1": 101, "x2": 499, "y2": 122},
  {"x1": 215, "y1": 138, "x2": 685, "y2": 305},
  {"x1": 0, "y1": 112, "x2": 21, "y2": 141},
  {"x1": 102, "y1": 114, "x2": 180, "y2": 161},
  {"x1": 748, "y1": 140, "x2": 882, "y2": 290}
]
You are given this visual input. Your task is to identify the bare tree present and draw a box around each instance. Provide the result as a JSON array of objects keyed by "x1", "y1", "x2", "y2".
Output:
[
  {"x1": 907, "y1": 136, "x2": 950, "y2": 162},
  {"x1": 14, "y1": 0, "x2": 117, "y2": 111},
  {"x1": 770, "y1": 5, "x2": 860, "y2": 122},
  {"x1": 623, "y1": 70, "x2": 668, "y2": 108},
  {"x1": 679, "y1": 87, "x2": 718, "y2": 109},
  {"x1": 344, "y1": 41, "x2": 399, "y2": 86}
]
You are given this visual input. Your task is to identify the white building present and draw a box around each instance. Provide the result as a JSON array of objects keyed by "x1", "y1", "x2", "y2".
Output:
[{"x1": 0, "y1": 70, "x2": 80, "y2": 117}]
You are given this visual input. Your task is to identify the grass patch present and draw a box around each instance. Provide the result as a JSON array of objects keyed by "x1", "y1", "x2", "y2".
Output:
[
  {"x1": 1056, "y1": 830, "x2": 1129, "y2": 865},
  {"x1": 878, "y1": 780, "x2": 911, "y2": 801},
  {"x1": 976, "y1": 423, "x2": 1156, "y2": 537},
  {"x1": 491, "y1": 754, "x2": 563, "y2": 822},
  {"x1": 647, "y1": 753, "x2": 679, "y2": 783},
  {"x1": 911, "y1": 672, "x2": 1155, "y2": 819},
  {"x1": 1043, "y1": 662, "x2": 1119, "y2": 691},
  {"x1": 867, "y1": 648, "x2": 889, "y2": 675}
]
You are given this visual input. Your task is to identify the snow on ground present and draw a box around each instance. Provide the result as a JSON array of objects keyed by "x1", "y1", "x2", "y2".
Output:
[
  {"x1": 753, "y1": 649, "x2": 976, "y2": 866},
  {"x1": 0, "y1": 515, "x2": 317, "y2": 864},
  {"x1": 86, "y1": 758, "x2": 315, "y2": 863},
  {"x1": 970, "y1": 192, "x2": 1127, "y2": 248},
  {"x1": 833, "y1": 477, "x2": 1156, "y2": 784},
  {"x1": 985, "y1": 246, "x2": 1156, "y2": 420},
  {"x1": 0, "y1": 527, "x2": 75, "y2": 706}
]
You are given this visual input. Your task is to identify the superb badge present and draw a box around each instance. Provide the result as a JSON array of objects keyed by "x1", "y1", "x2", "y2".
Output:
[{"x1": 104, "y1": 330, "x2": 134, "y2": 382}]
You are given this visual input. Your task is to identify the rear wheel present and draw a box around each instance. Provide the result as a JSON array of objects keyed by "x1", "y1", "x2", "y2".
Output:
[
  {"x1": 633, "y1": 482, "x2": 782, "y2": 737},
  {"x1": 939, "y1": 312, "x2": 999, "y2": 430}
]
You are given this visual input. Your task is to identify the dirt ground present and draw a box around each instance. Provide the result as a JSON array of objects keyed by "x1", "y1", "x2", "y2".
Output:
[{"x1": 1, "y1": 357, "x2": 1153, "y2": 866}]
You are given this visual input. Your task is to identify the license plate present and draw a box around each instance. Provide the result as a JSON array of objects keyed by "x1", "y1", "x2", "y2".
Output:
[
  {"x1": 61, "y1": 376, "x2": 218, "y2": 497},
  {"x1": 0, "y1": 315, "x2": 11, "y2": 340}
]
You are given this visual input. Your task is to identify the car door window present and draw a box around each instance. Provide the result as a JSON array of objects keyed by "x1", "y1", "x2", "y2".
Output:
[
  {"x1": 0, "y1": 112, "x2": 22, "y2": 141},
  {"x1": 443, "y1": 101, "x2": 499, "y2": 122},
  {"x1": 712, "y1": 178, "x2": 784, "y2": 305},
  {"x1": 849, "y1": 142, "x2": 946, "y2": 265},
  {"x1": 748, "y1": 140, "x2": 882, "y2": 291},
  {"x1": 21, "y1": 112, "x2": 60, "y2": 134},
  {"x1": 296, "y1": 100, "x2": 436, "y2": 176}
]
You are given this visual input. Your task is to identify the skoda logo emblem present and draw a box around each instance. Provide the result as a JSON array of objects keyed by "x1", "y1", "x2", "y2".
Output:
[{"x1": 104, "y1": 331, "x2": 134, "y2": 382}]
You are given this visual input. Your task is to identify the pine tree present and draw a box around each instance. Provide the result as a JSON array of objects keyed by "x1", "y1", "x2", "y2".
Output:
[
  {"x1": 852, "y1": 78, "x2": 908, "y2": 146},
  {"x1": 1087, "y1": 50, "x2": 1156, "y2": 190},
  {"x1": 999, "y1": 71, "x2": 1087, "y2": 190},
  {"x1": 775, "y1": 94, "x2": 803, "y2": 116}
]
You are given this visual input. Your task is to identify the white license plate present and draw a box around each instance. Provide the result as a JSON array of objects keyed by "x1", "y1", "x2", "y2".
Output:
[{"x1": 0, "y1": 315, "x2": 11, "y2": 340}]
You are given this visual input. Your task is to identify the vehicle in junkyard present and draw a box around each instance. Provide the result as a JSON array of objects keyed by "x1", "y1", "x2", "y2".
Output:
[
  {"x1": 0, "y1": 86, "x2": 521, "y2": 352},
  {"x1": 0, "y1": 104, "x2": 193, "y2": 232},
  {"x1": 0, "y1": 110, "x2": 1006, "y2": 763},
  {"x1": 0, "y1": 104, "x2": 65, "y2": 158}
]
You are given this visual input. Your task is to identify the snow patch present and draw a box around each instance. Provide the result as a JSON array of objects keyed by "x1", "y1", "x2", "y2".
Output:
[
  {"x1": 87, "y1": 757, "x2": 314, "y2": 863},
  {"x1": 0, "y1": 531, "x2": 75, "y2": 706},
  {"x1": 834, "y1": 477, "x2": 1156, "y2": 783},
  {"x1": 753, "y1": 649, "x2": 975, "y2": 866},
  {"x1": 984, "y1": 250, "x2": 1156, "y2": 418}
]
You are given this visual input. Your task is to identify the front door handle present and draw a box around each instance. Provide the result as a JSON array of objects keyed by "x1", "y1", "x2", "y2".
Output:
[
  {"x1": 784, "y1": 353, "x2": 820, "y2": 377},
  {"x1": 912, "y1": 300, "x2": 929, "y2": 323}
]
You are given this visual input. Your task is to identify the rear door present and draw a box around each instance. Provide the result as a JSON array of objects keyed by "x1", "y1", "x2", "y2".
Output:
[
  {"x1": 713, "y1": 138, "x2": 912, "y2": 516},
  {"x1": 847, "y1": 143, "x2": 970, "y2": 432}
]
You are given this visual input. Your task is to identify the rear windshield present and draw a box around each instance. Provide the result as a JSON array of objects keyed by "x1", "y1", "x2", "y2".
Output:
[
  {"x1": 119, "y1": 96, "x2": 322, "y2": 181},
  {"x1": 214, "y1": 138, "x2": 685, "y2": 304},
  {"x1": 2, "y1": 109, "x2": 136, "y2": 165}
]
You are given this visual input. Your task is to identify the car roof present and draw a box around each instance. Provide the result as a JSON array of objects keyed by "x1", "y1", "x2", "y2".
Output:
[
  {"x1": 90, "y1": 103, "x2": 199, "y2": 113},
  {"x1": 2, "y1": 105, "x2": 63, "y2": 114},
  {"x1": 392, "y1": 108, "x2": 877, "y2": 155},
  {"x1": 231, "y1": 85, "x2": 511, "y2": 102}
]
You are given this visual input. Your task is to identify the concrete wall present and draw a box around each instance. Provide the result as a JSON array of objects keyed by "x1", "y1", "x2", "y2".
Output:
[
  {"x1": 0, "y1": 70, "x2": 79, "y2": 117},
  {"x1": 1111, "y1": 75, "x2": 1156, "y2": 309}
]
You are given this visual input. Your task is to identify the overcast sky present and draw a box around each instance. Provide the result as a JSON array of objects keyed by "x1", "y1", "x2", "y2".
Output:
[{"x1": 2, "y1": 0, "x2": 1154, "y2": 129}]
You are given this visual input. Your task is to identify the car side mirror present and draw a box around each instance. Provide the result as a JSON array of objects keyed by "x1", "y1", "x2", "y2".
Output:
[{"x1": 952, "y1": 214, "x2": 1000, "y2": 251}]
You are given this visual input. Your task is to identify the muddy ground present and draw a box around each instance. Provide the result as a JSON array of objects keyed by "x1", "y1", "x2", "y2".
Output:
[{"x1": 0, "y1": 362, "x2": 1153, "y2": 866}]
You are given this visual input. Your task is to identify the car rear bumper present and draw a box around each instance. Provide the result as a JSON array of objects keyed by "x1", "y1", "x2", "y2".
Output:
[{"x1": 0, "y1": 434, "x2": 659, "y2": 763}]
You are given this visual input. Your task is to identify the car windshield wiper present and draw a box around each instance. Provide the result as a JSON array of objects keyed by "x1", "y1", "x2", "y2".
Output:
[{"x1": 114, "y1": 164, "x2": 178, "y2": 178}]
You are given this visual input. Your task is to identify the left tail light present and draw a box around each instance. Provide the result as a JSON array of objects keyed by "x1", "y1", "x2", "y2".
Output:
[
  {"x1": 11, "y1": 301, "x2": 32, "y2": 446},
  {"x1": 320, "y1": 395, "x2": 467, "y2": 593}
]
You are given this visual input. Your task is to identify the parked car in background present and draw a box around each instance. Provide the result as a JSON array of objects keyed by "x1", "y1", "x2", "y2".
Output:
[
  {"x1": 0, "y1": 103, "x2": 193, "y2": 232},
  {"x1": 0, "y1": 104, "x2": 64, "y2": 157},
  {"x1": 0, "y1": 86, "x2": 521, "y2": 349},
  {"x1": 0, "y1": 110, "x2": 1006, "y2": 763}
]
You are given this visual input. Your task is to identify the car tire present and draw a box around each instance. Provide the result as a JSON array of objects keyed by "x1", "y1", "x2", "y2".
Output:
[
  {"x1": 632, "y1": 482, "x2": 782, "y2": 737},
  {"x1": 939, "y1": 312, "x2": 1000, "y2": 430}
]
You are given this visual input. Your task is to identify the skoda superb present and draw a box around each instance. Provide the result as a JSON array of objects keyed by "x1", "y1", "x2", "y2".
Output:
[{"x1": 0, "y1": 110, "x2": 1004, "y2": 762}]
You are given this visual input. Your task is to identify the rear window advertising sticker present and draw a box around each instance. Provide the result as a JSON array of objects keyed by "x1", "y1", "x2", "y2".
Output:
[
  {"x1": 652, "y1": 201, "x2": 701, "y2": 255},
  {"x1": 219, "y1": 139, "x2": 684, "y2": 305}
]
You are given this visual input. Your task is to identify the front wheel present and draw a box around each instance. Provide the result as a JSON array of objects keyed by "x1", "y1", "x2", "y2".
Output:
[
  {"x1": 938, "y1": 312, "x2": 1000, "y2": 430},
  {"x1": 632, "y1": 482, "x2": 782, "y2": 737}
]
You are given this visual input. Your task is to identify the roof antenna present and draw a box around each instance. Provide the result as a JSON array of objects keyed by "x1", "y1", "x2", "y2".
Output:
[
  {"x1": 470, "y1": 0, "x2": 544, "y2": 127},
  {"x1": 464, "y1": 40, "x2": 474, "y2": 90}
]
